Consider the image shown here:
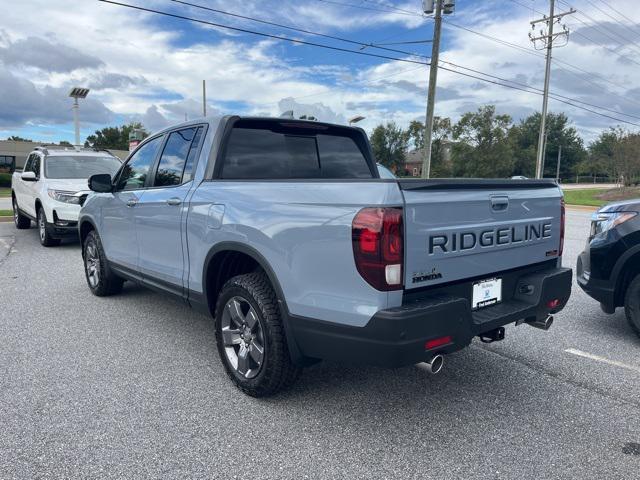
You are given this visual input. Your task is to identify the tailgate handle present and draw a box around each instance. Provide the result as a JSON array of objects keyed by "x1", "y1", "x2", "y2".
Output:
[{"x1": 491, "y1": 196, "x2": 509, "y2": 211}]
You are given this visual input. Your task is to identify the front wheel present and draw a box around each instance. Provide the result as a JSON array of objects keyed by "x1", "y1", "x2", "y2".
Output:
[
  {"x1": 214, "y1": 272, "x2": 301, "y2": 397},
  {"x1": 83, "y1": 230, "x2": 124, "y2": 296},
  {"x1": 624, "y1": 274, "x2": 640, "y2": 338},
  {"x1": 37, "y1": 207, "x2": 60, "y2": 247},
  {"x1": 12, "y1": 196, "x2": 30, "y2": 229}
]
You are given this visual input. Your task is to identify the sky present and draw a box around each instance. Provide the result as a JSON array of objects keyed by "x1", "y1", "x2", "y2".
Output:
[{"x1": 1, "y1": 0, "x2": 640, "y2": 145}]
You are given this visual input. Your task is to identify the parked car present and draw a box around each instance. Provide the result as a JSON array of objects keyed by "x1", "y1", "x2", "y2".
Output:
[
  {"x1": 11, "y1": 147, "x2": 122, "y2": 246},
  {"x1": 577, "y1": 199, "x2": 640, "y2": 337},
  {"x1": 79, "y1": 116, "x2": 571, "y2": 397}
]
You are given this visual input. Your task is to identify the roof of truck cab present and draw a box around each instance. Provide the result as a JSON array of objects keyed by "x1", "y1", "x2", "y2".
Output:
[{"x1": 147, "y1": 115, "x2": 362, "y2": 137}]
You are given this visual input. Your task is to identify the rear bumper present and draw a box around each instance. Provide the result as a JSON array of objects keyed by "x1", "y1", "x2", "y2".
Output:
[{"x1": 289, "y1": 267, "x2": 572, "y2": 367}]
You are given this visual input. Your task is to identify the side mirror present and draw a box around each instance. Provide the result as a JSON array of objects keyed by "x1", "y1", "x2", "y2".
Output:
[
  {"x1": 88, "y1": 173, "x2": 113, "y2": 193},
  {"x1": 21, "y1": 171, "x2": 37, "y2": 182}
]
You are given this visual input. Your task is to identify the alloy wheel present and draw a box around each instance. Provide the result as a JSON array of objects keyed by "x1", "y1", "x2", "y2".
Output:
[
  {"x1": 12, "y1": 198, "x2": 18, "y2": 226},
  {"x1": 221, "y1": 296, "x2": 265, "y2": 379},
  {"x1": 38, "y1": 211, "x2": 46, "y2": 242},
  {"x1": 85, "y1": 240, "x2": 100, "y2": 288}
]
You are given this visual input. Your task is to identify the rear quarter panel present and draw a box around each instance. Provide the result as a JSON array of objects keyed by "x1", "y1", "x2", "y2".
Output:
[{"x1": 186, "y1": 180, "x2": 404, "y2": 327}]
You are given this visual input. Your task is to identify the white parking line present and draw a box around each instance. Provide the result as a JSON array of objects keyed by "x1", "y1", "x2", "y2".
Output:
[{"x1": 565, "y1": 348, "x2": 640, "y2": 374}]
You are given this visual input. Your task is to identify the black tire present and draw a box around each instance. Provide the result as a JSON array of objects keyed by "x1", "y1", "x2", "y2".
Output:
[
  {"x1": 37, "y1": 207, "x2": 61, "y2": 247},
  {"x1": 12, "y1": 196, "x2": 31, "y2": 229},
  {"x1": 624, "y1": 274, "x2": 640, "y2": 338},
  {"x1": 82, "y1": 230, "x2": 124, "y2": 296},
  {"x1": 214, "y1": 271, "x2": 301, "y2": 397}
]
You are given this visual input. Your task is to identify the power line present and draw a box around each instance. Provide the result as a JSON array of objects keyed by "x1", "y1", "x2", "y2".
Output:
[
  {"x1": 314, "y1": 0, "x2": 422, "y2": 17},
  {"x1": 99, "y1": 0, "x2": 640, "y2": 128},
  {"x1": 439, "y1": 59, "x2": 640, "y2": 121},
  {"x1": 98, "y1": 0, "x2": 429, "y2": 66},
  {"x1": 584, "y1": 0, "x2": 638, "y2": 45},
  {"x1": 167, "y1": 0, "x2": 429, "y2": 59},
  {"x1": 264, "y1": 64, "x2": 426, "y2": 106},
  {"x1": 600, "y1": 0, "x2": 640, "y2": 28},
  {"x1": 362, "y1": 0, "x2": 423, "y2": 17},
  {"x1": 557, "y1": 0, "x2": 640, "y2": 64}
]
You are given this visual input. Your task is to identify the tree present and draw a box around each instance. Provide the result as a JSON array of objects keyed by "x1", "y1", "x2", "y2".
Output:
[
  {"x1": 370, "y1": 122, "x2": 409, "y2": 173},
  {"x1": 406, "y1": 118, "x2": 453, "y2": 177},
  {"x1": 7, "y1": 135, "x2": 33, "y2": 142},
  {"x1": 84, "y1": 123, "x2": 147, "y2": 150},
  {"x1": 451, "y1": 106, "x2": 514, "y2": 178},
  {"x1": 509, "y1": 112, "x2": 586, "y2": 179},
  {"x1": 58, "y1": 140, "x2": 73, "y2": 147}
]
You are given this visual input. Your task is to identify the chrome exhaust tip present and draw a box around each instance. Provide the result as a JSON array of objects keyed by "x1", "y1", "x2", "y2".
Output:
[
  {"x1": 424, "y1": 354, "x2": 444, "y2": 374},
  {"x1": 527, "y1": 314, "x2": 554, "y2": 331}
]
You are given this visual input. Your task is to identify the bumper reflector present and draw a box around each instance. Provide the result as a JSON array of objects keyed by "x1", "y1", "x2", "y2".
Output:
[
  {"x1": 547, "y1": 298, "x2": 560, "y2": 309},
  {"x1": 425, "y1": 335, "x2": 453, "y2": 350}
]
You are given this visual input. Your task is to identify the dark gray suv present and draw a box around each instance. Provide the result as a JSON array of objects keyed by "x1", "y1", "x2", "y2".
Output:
[{"x1": 577, "y1": 198, "x2": 640, "y2": 337}]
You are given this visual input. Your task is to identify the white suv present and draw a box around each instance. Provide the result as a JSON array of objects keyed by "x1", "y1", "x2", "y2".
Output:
[{"x1": 11, "y1": 147, "x2": 122, "y2": 246}]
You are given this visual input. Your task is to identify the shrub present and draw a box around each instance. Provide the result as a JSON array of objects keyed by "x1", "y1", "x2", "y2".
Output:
[{"x1": 0, "y1": 173, "x2": 11, "y2": 188}]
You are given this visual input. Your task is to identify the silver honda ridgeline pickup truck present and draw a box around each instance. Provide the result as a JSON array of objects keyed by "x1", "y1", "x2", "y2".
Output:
[{"x1": 79, "y1": 116, "x2": 572, "y2": 397}]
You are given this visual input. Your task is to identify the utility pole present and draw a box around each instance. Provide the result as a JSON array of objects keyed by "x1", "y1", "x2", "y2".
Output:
[
  {"x1": 420, "y1": 1, "x2": 455, "y2": 179},
  {"x1": 421, "y1": 0, "x2": 442, "y2": 179},
  {"x1": 555, "y1": 145, "x2": 562, "y2": 182},
  {"x1": 529, "y1": 1, "x2": 574, "y2": 178},
  {"x1": 202, "y1": 80, "x2": 207, "y2": 117}
]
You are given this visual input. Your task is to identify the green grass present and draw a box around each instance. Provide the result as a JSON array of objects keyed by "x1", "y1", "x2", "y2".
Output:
[
  {"x1": 563, "y1": 189, "x2": 608, "y2": 207},
  {"x1": 0, "y1": 187, "x2": 10, "y2": 197},
  {"x1": 0, "y1": 209, "x2": 12, "y2": 217}
]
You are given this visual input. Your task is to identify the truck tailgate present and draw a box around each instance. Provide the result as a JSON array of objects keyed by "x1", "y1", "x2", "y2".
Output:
[{"x1": 399, "y1": 179, "x2": 562, "y2": 290}]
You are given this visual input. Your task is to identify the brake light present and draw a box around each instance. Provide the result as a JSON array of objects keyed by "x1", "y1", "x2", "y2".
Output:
[
  {"x1": 559, "y1": 198, "x2": 565, "y2": 256},
  {"x1": 352, "y1": 207, "x2": 403, "y2": 291}
]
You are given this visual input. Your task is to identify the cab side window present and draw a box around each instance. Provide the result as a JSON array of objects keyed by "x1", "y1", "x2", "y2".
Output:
[
  {"x1": 116, "y1": 136, "x2": 162, "y2": 191},
  {"x1": 154, "y1": 127, "x2": 203, "y2": 187}
]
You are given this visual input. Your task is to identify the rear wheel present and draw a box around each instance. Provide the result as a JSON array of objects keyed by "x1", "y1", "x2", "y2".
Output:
[
  {"x1": 12, "y1": 196, "x2": 30, "y2": 229},
  {"x1": 214, "y1": 271, "x2": 301, "y2": 397},
  {"x1": 37, "y1": 207, "x2": 60, "y2": 247},
  {"x1": 623, "y1": 274, "x2": 640, "y2": 338},
  {"x1": 83, "y1": 230, "x2": 124, "y2": 296}
]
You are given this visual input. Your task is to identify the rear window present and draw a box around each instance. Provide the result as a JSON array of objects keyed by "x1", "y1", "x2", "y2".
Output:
[
  {"x1": 45, "y1": 155, "x2": 122, "y2": 179},
  {"x1": 220, "y1": 122, "x2": 373, "y2": 179}
]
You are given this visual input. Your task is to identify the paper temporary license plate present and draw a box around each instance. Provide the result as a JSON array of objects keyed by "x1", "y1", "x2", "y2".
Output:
[{"x1": 472, "y1": 278, "x2": 502, "y2": 310}]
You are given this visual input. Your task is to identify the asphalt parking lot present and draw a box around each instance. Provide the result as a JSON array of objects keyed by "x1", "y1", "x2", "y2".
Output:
[{"x1": 1, "y1": 209, "x2": 639, "y2": 479}]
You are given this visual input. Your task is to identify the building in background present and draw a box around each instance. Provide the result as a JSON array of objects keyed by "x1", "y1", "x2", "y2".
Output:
[{"x1": 0, "y1": 140, "x2": 128, "y2": 171}]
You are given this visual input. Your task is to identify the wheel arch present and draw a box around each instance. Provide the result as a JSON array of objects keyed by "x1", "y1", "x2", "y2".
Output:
[
  {"x1": 79, "y1": 218, "x2": 97, "y2": 251},
  {"x1": 201, "y1": 242, "x2": 306, "y2": 364},
  {"x1": 613, "y1": 246, "x2": 640, "y2": 306}
]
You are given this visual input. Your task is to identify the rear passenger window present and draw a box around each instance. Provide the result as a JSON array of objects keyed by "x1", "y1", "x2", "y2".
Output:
[
  {"x1": 221, "y1": 123, "x2": 373, "y2": 180},
  {"x1": 117, "y1": 136, "x2": 162, "y2": 190},
  {"x1": 182, "y1": 127, "x2": 203, "y2": 183},
  {"x1": 155, "y1": 128, "x2": 195, "y2": 187}
]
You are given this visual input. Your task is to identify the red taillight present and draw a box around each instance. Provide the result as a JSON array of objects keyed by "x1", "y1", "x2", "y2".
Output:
[
  {"x1": 547, "y1": 298, "x2": 560, "y2": 309},
  {"x1": 352, "y1": 207, "x2": 403, "y2": 291},
  {"x1": 559, "y1": 198, "x2": 565, "y2": 256},
  {"x1": 425, "y1": 335, "x2": 453, "y2": 350}
]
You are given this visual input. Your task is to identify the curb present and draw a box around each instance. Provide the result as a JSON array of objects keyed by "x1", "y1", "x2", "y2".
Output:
[
  {"x1": 566, "y1": 204, "x2": 599, "y2": 212},
  {"x1": 0, "y1": 216, "x2": 13, "y2": 223}
]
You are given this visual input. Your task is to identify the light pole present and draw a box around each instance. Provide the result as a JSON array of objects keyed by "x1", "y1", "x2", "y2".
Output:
[
  {"x1": 349, "y1": 115, "x2": 365, "y2": 126},
  {"x1": 68, "y1": 87, "x2": 90, "y2": 148}
]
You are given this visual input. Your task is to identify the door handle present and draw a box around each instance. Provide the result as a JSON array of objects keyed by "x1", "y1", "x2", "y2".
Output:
[
  {"x1": 166, "y1": 197, "x2": 182, "y2": 206},
  {"x1": 126, "y1": 199, "x2": 138, "y2": 207}
]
